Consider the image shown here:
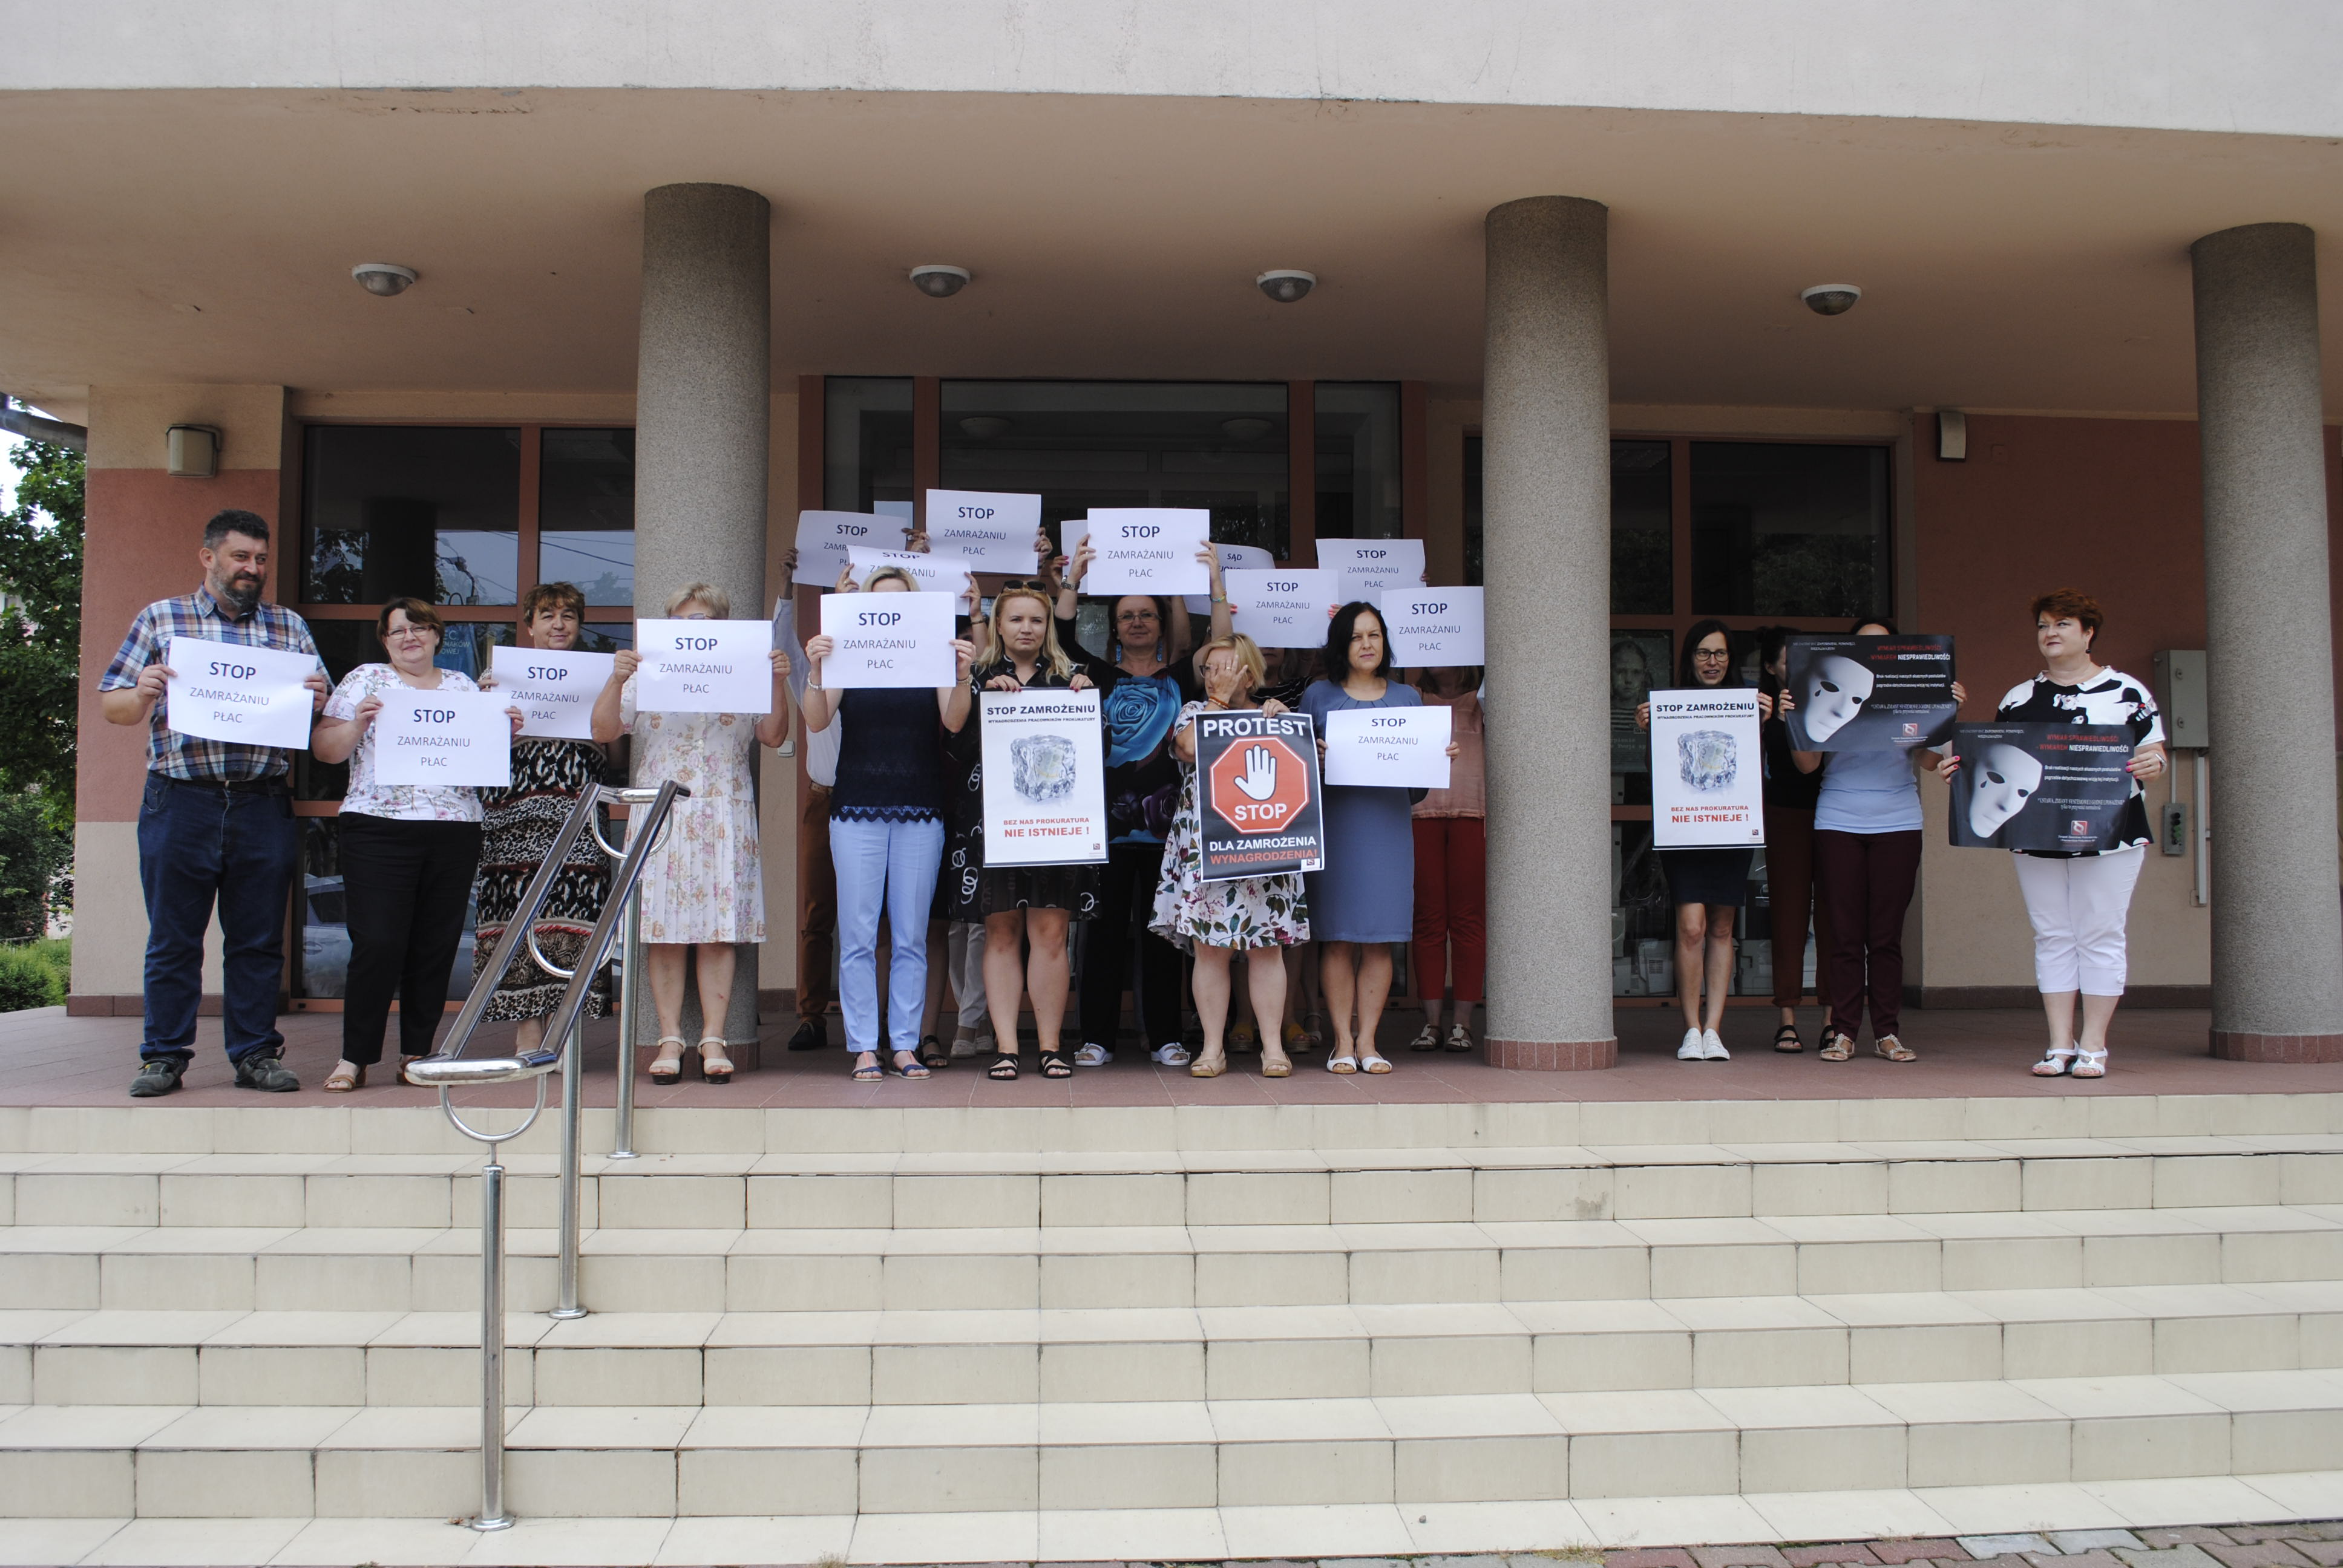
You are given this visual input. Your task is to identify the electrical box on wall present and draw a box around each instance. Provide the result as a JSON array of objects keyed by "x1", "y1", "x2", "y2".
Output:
[
  {"x1": 2154, "y1": 649, "x2": 2207, "y2": 749},
  {"x1": 2161, "y1": 800, "x2": 2190, "y2": 857}
]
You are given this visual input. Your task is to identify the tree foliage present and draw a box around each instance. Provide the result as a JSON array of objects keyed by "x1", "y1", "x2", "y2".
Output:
[{"x1": 0, "y1": 439, "x2": 84, "y2": 805}]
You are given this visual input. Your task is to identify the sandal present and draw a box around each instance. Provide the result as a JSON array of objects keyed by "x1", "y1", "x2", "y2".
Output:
[
  {"x1": 649, "y1": 1036, "x2": 687, "y2": 1084},
  {"x1": 917, "y1": 1034, "x2": 950, "y2": 1071},
  {"x1": 1228, "y1": 1022, "x2": 1259, "y2": 1053},
  {"x1": 2072, "y1": 1048, "x2": 2108, "y2": 1079},
  {"x1": 1873, "y1": 1034, "x2": 1917, "y2": 1063},
  {"x1": 1443, "y1": 1024, "x2": 1473, "y2": 1053},
  {"x1": 1261, "y1": 1055, "x2": 1293, "y2": 1078},
  {"x1": 889, "y1": 1051, "x2": 931, "y2": 1080},
  {"x1": 986, "y1": 1051, "x2": 1020, "y2": 1081},
  {"x1": 852, "y1": 1054, "x2": 885, "y2": 1082},
  {"x1": 1302, "y1": 1010, "x2": 1325, "y2": 1047},
  {"x1": 1039, "y1": 1049, "x2": 1075, "y2": 1079},
  {"x1": 2033, "y1": 1048, "x2": 2077, "y2": 1077},
  {"x1": 323, "y1": 1062, "x2": 364, "y2": 1093},
  {"x1": 1190, "y1": 1051, "x2": 1227, "y2": 1079},
  {"x1": 697, "y1": 1037, "x2": 735, "y2": 1084},
  {"x1": 400, "y1": 1054, "x2": 427, "y2": 1082},
  {"x1": 1774, "y1": 1024, "x2": 1805, "y2": 1054},
  {"x1": 1409, "y1": 1022, "x2": 1441, "y2": 1052},
  {"x1": 1817, "y1": 1028, "x2": 1853, "y2": 1062},
  {"x1": 1326, "y1": 1052, "x2": 1358, "y2": 1074},
  {"x1": 1282, "y1": 1022, "x2": 1311, "y2": 1053},
  {"x1": 1359, "y1": 1053, "x2": 1394, "y2": 1074}
]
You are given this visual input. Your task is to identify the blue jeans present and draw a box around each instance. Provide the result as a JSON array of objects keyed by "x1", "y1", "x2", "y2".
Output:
[
  {"x1": 136, "y1": 776, "x2": 301, "y2": 1064},
  {"x1": 830, "y1": 815, "x2": 945, "y2": 1056}
]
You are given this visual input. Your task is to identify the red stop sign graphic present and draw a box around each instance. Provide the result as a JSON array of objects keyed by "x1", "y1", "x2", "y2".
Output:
[{"x1": 1207, "y1": 734, "x2": 1311, "y2": 834}]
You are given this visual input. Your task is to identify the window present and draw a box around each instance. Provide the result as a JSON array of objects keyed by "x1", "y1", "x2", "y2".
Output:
[
  {"x1": 1691, "y1": 442, "x2": 1890, "y2": 618},
  {"x1": 539, "y1": 428, "x2": 637, "y2": 606},
  {"x1": 303, "y1": 427, "x2": 522, "y2": 606},
  {"x1": 1314, "y1": 384, "x2": 1401, "y2": 541},
  {"x1": 824, "y1": 378, "x2": 914, "y2": 515}
]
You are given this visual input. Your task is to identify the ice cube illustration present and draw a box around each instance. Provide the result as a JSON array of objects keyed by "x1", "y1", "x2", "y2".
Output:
[
  {"x1": 1010, "y1": 734, "x2": 1078, "y2": 802},
  {"x1": 1678, "y1": 730, "x2": 1737, "y2": 792}
]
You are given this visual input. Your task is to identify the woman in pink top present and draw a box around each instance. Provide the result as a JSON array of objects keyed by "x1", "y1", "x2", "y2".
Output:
[{"x1": 1409, "y1": 665, "x2": 1486, "y2": 1052}]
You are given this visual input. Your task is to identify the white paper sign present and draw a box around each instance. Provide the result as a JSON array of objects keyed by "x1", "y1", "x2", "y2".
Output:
[
  {"x1": 848, "y1": 546, "x2": 975, "y2": 598},
  {"x1": 980, "y1": 689, "x2": 1108, "y2": 867},
  {"x1": 818, "y1": 590, "x2": 959, "y2": 688},
  {"x1": 633, "y1": 619, "x2": 775, "y2": 714},
  {"x1": 373, "y1": 689, "x2": 513, "y2": 788},
  {"x1": 1225, "y1": 569, "x2": 1339, "y2": 649},
  {"x1": 488, "y1": 645, "x2": 614, "y2": 740},
  {"x1": 1647, "y1": 687, "x2": 1767, "y2": 849},
  {"x1": 796, "y1": 511, "x2": 894, "y2": 586},
  {"x1": 1086, "y1": 509, "x2": 1211, "y2": 595},
  {"x1": 1184, "y1": 543, "x2": 1274, "y2": 613},
  {"x1": 1060, "y1": 517, "x2": 1087, "y2": 572},
  {"x1": 1323, "y1": 705, "x2": 1452, "y2": 789},
  {"x1": 1380, "y1": 586, "x2": 1485, "y2": 668},
  {"x1": 926, "y1": 489, "x2": 1041, "y2": 573},
  {"x1": 162, "y1": 636, "x2": 318, "y2": 750},
  {"x1": 1318, "y1": 537, "x2": 1425, "y2": 606}
]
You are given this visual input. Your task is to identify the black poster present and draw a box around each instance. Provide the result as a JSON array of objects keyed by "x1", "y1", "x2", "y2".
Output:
[
  {"x1": 1947, "y1": 722, "x2": 2137, "y2": 852},
  {"x1": 1783, "y1": 634, "x2": 1959, "y2": 751},
  {"x1": 1194, "y1": 710, "x2": 1326, "y2": 883}
]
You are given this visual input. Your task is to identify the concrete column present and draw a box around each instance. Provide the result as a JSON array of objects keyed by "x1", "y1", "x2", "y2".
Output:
[
  {"x1": 1481, "y1": 197, "x2": 1617, "y2": 1070},
  {"x1": 2191, "y1": 222, "x2": 2343, "y2": 1062},
  {"x1": 634, "y1": 183, "x2": 771, "y2": 1058}
]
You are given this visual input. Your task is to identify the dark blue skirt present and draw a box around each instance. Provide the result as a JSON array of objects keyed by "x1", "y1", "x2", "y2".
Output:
[{"x1": 1660, "y1": 847, "x2": 1754, "y2": 908}]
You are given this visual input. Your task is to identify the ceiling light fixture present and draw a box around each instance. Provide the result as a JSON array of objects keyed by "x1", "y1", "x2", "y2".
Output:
[
  {"x1": 909, "y1": 264, "x2": 971, "y2": 298},
  {"x1": 1800, "y1": 283, "x2": 1863, "y2": 316},
  {"x1": 352, "y1": 263, "x2": 419, "y2": 297},
  {"x1": 1256, "y1": 269, "x2": 1316, "y2": 304}
]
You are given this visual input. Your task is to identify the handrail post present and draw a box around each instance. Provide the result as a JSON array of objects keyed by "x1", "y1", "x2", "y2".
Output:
[
  {"x1": 549, "y1": 1012, "x2": 586, "y2": 1320},
  {"x1": 609, "y1": 890, "x2": 643, "y2": 1160},
  {"x1": 474, "y1": 1155, "x2": 514, "y2": 1531}
]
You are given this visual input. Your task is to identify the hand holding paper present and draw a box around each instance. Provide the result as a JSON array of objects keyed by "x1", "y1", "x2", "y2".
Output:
[{"x1": 163, "y1": 636, "x2": 320, "y2": 750}]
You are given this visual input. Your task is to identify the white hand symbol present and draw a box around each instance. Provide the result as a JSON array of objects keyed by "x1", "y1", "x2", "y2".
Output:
[{"x1": 1234, "y1": 744, "x2": 1278, "y2": 802}]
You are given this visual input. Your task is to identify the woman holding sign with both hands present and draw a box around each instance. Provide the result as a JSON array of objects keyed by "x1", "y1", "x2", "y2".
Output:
[
  {"x1": 592, "y1": 583, "x2": 793, "y2": 1086},
  {"x1": 310, "y1": 598, "x2": 524, "y2": 1092}
]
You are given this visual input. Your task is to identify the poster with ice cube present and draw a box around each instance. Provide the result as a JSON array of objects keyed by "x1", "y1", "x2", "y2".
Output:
[
  {"x1": 979, "y1": 689, "x2": 1108, "y2": 867},
  {"x1": 1647, "y1": 687, "x2": 1765, "y2": 848}
]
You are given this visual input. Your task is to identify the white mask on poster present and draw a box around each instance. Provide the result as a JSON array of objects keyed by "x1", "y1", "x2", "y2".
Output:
[
  {"x1": 1801, "y1": 655, "x2": 1874, "y2": 742},
  {"x1": 1968, "y1": 742, "x2": 2044, "y2": 837}
]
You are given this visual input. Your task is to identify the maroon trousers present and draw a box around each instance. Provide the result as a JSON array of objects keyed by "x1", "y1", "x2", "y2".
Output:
[
  {"x1": 1812, "y1": 828, "x2": 1922, "y2": 1041},
  {"x1": 1411, "y1": 817, "x2": 1487, "y2": 1004}
]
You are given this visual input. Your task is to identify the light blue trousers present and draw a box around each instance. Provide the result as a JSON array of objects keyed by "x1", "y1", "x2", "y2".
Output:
[{"x1": 829, "y1": 815, "x2": 946, "y2": 1056}]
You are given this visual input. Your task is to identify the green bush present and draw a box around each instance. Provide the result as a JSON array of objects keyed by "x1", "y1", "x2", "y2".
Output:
[{"x1": 0, "y1": 942, "x2": 62, "y2": 1011}]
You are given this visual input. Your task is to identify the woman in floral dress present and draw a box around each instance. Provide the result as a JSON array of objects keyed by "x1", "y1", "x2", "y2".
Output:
[
  {"x1": 591, "y1": 581, "x2": 792, "y2": 1084},
  {"x1": 1150, "y1": 633, "x2": 1309, "y2": 1078},
  {"x1": 472, "y1": 583, "x2": 613, "y2": 1051}
]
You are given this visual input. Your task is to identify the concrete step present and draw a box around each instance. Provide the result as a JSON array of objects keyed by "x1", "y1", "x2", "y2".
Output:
[
  {"x1": 11, "y1": 1282, "x2": 2343, "y2": 1409},
  {"x1": 6, "y1": 1373, "x2": 2343, "y2": 1519}
]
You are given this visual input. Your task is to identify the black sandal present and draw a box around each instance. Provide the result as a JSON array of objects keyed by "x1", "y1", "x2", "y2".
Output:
[
  {"x1": 917, "y1": 1034, "x2": 951, "y2": 1070},
  {"x1": 986, "y1": 1051, "x2": 1020, "y2": 1081},
  {"x1": 1774, "y1": 1024, "x2": 1805, "y2": 1053},
  {"x1": 1039, "y1": 1049, "x2": 1075, "y2": 1079}
]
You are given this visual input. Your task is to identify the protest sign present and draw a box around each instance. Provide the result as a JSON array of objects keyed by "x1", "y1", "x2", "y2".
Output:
[
  {"x1": 1323, "y1": 705, "x2": 1451, "y2": 789},
  {"x1": 1317, "y1": 537, "x2": 1424, "y2": 606},
  {"x1": 925, "y1": 489, "x2": 1041, "y2": 572},
  {"x1": 373, "y1": 689, "x2": 512, "y2": 788},
  {"x1": 1225, "y1": 568, "x2": 1339, "y2": 648},
  {"x1": 488, "y1": 645, "x2": 614, "y2": 740},
  {"x1": 980, "y1": 690, "x2": 1108, "y2": 867},
  {"x1": 818, "y1": 590, "x2": 958, "y2": 688},
  {"x1": 847, "y1": 546, "x2": 975, "y2": 598},
  {"x1": 1783, "y1": 633, "x2": 1959, "y2": 750},
  {"x1": 1647, "y1": 687, "x2": 1766, "y2": 848},
  {"x1": 163, "y1": 636, "x2": 318, "y2": 750},
  {"x1": 1185, "y1": 543, "x2": 1274, "y2": 613},
  {"x1": 1193, "y1": 709, "x2": 1325, "y2": 881},
  {"x1": 1947, "y1": 722, "x2": 2138, "y2": 852},
  {"x1": 1084, "y1": 509, "x2": 1211, "y2": 595},
  {"x1": 633, "y1": 619, "x2": 775, "y2": 714},
  {"x1": 795, "y1": 510, "x2": 892, "y2": 585},
  {"x1": 1379, "y1": 587, "x2": 1484, "y2": 667}
]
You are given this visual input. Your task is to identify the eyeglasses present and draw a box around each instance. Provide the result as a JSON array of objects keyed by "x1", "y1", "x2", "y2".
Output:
[
  {"x1": 1115, "y1": 610, "x2": 1160, "y2": 624},
  {"x1": 1693, "y1": 649, "x2": 1731, "y2": 663},
  {"x1": 995, "y1": 580, "x2": 1049, "y2": 592}
]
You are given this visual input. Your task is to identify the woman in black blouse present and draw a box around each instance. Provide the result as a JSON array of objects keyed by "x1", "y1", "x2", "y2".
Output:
[
  {"x1": 1759, "y1": 627, "x2": 1832, "y2": 1051},
  {"x1": 801, "y1": 567, "x2": 977, "y2": 1081}
]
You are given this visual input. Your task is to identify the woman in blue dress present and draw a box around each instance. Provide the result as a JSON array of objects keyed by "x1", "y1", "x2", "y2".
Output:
[{"x1": 1300, "y1": 601, "x2": 1455, "y2": 1074}]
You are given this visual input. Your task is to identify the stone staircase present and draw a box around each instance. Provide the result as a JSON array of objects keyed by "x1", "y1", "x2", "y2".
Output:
[{"x1": 5, "y1": 1094, "x2": 2343, "y2": 1552}]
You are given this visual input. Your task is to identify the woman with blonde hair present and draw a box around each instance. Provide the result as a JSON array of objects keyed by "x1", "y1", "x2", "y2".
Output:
[
  {"x1": 944, "y1": 582, "x2": 1102, "y2": 1080},
  {"x1": 592, "y1": 581, "x2": 792, "y2": 1085},
  {"x1": 1151, "y1": 633, "x2": 1309, "y2": 1078}
]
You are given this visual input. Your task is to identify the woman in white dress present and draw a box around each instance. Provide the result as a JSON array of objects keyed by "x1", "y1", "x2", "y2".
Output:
[{"x1": 592, "y1": 582, "x2": 791, "y2": 1084}]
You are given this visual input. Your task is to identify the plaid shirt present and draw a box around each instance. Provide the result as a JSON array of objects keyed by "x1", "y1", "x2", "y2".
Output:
[{"x1": 99, "y1": 587, "x2": 326, "y2": 782}]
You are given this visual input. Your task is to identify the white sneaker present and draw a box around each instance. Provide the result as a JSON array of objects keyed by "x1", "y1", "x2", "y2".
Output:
[
  {"x1": 1702, "y1": 1030, "x2": 1731, "y2": 1060},
  {"x1": 1073, "y1": 1043, "x2": 1113, "y2": 1068},
  {"x1": 1149, "y1": 1042, "x2": 1191, "y2": 1067},
  {"x1": 1678, "y1": 1029, "x2": 1706, "y2": 1060}
]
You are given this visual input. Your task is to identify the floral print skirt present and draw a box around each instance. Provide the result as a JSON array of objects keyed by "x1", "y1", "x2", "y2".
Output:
[{"x1": 1147, "y1": 781, "x2": 1310, "y2": 953}]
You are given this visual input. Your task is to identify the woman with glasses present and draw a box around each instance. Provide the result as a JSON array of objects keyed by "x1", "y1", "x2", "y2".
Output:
[
  {"x1": 1055, "y1": 537, "x2": 1233, "y2": 1068},
  {"x1": 310, "y1": 598, "x2": 523, "y2": 1091},
  {"x1": 1633, "y1": 621, "x2": 1774, "y2": 1062},
  {"x1": 801, "y1": 566, "x2": 978, "y2": 1082},
  {"x1": 592, "y1": 581, "x2": 793, "y2": 1085}
]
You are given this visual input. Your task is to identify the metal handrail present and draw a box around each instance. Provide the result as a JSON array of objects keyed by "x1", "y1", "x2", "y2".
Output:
[{"x1": 405, "y1": 777, "x2": 689, "y2": 1532}]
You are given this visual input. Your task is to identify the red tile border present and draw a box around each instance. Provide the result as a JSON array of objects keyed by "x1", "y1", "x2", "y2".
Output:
[
  {"x1": 1485, "y1": 1036, "x2": 1617, "y2": 1071},
  {"x1": 2210, "y1": 1030, "x2": 2343, "y2": 1063}
]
